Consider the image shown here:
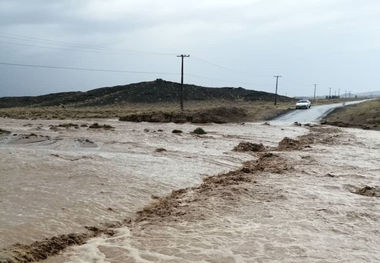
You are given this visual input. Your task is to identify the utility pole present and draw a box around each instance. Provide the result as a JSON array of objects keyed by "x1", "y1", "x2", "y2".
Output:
[
  {"x1": 274, "y1": 75, "x2": 282, "y2": 105},
  {"x1": 177, "y1": 54, "x2": 190, "y2": 112},
  {"x1": 313, "y1": 84, "x2": 318, "y2": 101}
]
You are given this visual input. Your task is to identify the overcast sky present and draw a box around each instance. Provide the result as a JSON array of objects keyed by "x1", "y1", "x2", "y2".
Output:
[{"x1": 0, "y1": 0, "x2": 380, "y2": 97}]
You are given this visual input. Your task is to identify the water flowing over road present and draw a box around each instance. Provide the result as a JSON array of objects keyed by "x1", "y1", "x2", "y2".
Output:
[
  {"x1": 1, "y1": 106, "x2": 379, "y2": 263},
  {"x1": 273, "y1": 100, "x2": 367, "y2": 124}
]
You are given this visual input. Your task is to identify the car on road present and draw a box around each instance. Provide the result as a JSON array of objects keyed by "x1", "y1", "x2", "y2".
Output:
[{"x1": 296, "y1": 99, "x2": 311, "y2": 109}]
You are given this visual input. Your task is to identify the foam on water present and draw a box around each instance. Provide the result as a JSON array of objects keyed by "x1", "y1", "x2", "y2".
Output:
[
  {"x1": 59, "y1": 127, "x2": 380, "y2": 263},
  {"x1": 2, "y1": 119, "x2": 379, "y2": 262},
  {"x1": 0, "y1": 119, "x2": 305, "y2": 248}
]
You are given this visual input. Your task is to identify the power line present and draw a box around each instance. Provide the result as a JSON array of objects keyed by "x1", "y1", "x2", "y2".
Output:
[
  {"x1": 0, "y1": 32, "x2": 285, "y2": 89},
  {"x1": 191, "y1": 56, "x2": 243, "y2": 73},
  {"x1": 0, "y1": 61, "x2": 179, "y2": 75},
  {"x1": 0, "y1": 61, "x2": 272, "y2": 89},
  {"x1": 186, "y1": 73, "x2": 271, "y2": 88},
  {"x1": 0, "y1": 32, "x2": 177, "y2": 56},
  {"x1": 0, "y1": 40, "x2": 103, "y2": 53},
  {"x1": 0, "y1": 33, "x2": 275, "y2": 77},
  {"x1": 0, "y1": 33, "x2": 295, "y2": 92},
  {"x1": 191, "y1": 55, "x2": 272, "y2": 78}
]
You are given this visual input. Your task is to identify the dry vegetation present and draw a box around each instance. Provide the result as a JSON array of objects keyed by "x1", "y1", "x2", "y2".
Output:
[
  {"x1": 311, "y1": 98, "x2": 359, "y2": 105},
  {"x1": 323, "y1": 99, "x2": 380, "y2": 130},
  {"x1": 0, "y1": 100, "x2": 294, "y2": 122}
]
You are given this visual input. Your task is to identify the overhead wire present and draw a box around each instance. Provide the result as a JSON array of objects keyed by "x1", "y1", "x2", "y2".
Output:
[
  {"x1": 0, "y1": 32, "x2": 279, "y2": 89},
  {"x1": 0, "y1": 32, "x2": 177, "y2": 56},
  {"x1": 190, "y1": 55, "x2": 272, "y2": 79},
  {"x1": 0, "y1": 61, "x2": 179, "y2": 75}
]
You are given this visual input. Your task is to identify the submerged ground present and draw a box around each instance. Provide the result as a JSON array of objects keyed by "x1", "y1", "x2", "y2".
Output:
[{"x1": 0, "y1": 117, "x2": 379, "y2": 262}]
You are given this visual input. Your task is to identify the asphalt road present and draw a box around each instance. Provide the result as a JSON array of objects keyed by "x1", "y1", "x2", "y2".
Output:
[{"x1": 272, "y1": 100, "x2": 367, "y2": 124}]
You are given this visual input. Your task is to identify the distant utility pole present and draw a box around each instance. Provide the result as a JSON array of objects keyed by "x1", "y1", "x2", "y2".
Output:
[
  {"x1": 313, "y1": 84, "x2": 318, "y2": 100},
  {"x1": 329, "y1": 87, "x2": 332, "y2": 99},
  {"x1": 274, "y1": 75, "x2": 282, "y2": 105},
  {"x1": 177, "y1": 54, "x2": 190, "y2": 112}
]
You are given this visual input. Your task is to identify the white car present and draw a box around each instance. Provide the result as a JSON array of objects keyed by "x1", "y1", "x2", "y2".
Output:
[{"x1": 296, "y1": 99, "x2": 311, "y2": 109}]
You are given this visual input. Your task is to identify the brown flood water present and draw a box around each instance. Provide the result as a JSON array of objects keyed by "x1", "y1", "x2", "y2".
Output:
[{"x1": 1, "y1": 118, "x2": 379, "y2": 262}]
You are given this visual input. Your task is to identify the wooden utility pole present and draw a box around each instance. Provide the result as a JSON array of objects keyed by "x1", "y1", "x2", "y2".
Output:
[
  {"x1": 274, "y1": 75, "x2": 282, "y2": 105},
  {"x1": 313, "y1": 84, "x2": 318, "y2": 101},
  {"x1": 177, "y1": 54, "x2": 190, "y2": 111}
]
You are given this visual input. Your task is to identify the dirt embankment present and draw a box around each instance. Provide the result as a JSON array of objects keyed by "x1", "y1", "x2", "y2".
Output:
[
  {"x1": 322, "y1": 99, "x2": 380, "y2": 130},
  {"x1": 0, "y1": 225, "x2": 121, "y2": 263},
  {"x1": 0, "y1": 126, "x2": 348, "y2": 263},
  {"x1": 275, "y1": 126, "x2": 341, "y2": 151},
  {"x1": 119, "y1": 107, "x2": 250, "y2": 124},
  {"x1": 119, "y1": 106, "x2": 296, "y2": 124}
]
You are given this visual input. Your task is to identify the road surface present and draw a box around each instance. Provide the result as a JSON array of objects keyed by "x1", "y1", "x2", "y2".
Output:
[{"x1": 272, "y1": 100, "x2": 367, "y2": 124}]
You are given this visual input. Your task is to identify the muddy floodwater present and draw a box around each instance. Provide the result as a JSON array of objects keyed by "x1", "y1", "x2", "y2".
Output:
[{"x1": 0, "y1": 118, "x2": 379, "y2": 262}]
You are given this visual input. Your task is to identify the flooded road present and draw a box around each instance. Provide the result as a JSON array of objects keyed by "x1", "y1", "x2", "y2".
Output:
[{"x1": 1, "y1": 118, "x2": 379, "y2": 262}]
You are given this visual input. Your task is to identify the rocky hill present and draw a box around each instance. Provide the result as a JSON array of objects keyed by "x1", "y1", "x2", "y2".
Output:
[{"x1": 0, "y1": 79, "x2": 292, "y2": 108}]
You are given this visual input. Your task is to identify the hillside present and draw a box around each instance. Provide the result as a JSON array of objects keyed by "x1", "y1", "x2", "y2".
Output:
[{"x1": 0, "y1": 79, "x2": 291, "y2": 108}]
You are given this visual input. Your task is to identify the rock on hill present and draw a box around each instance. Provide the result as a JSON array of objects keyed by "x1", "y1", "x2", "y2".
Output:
[{"x1": 0, "y1": 79, "x2": 291, "y2": 108}]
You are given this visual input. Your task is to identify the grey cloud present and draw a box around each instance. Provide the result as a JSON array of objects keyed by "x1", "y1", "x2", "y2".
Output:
[{"x1": 1, "y1": 0, "x2": 380, "y2": 97}]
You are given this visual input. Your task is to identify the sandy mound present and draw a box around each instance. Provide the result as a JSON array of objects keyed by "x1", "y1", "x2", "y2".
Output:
[
  {"x1": 276, "y1": 137, "x2": 305, "y2": 151},
  {"x1": 355, "y1": 186, "x2": 380, "y2": 197},
  {"x1": 250, "y1": 153, "x2": 292, "y2": 174},
  {"x1": 192, "y1": 127, "x2": 207, "y2": 135},
  {"x1": 172, "y1": 129, "x2": 183, "y2": 134},
  {"x1": 76, "y1": 138, "x2": 97, "y2": 148},
  {"x1": 234, "y1": 142, "x2": 265, "y2": 152},
  {"x1": 276, "y1": 126, "x2": 341, "y2": 151},
  {"x1": 155, "y1": 148, "x2": 167, "y2": 153}
]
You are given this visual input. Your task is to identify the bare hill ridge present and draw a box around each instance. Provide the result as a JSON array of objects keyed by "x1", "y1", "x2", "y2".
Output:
[{"x1": 0, "y1": 79, "x2": 291, "y2": 108}]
